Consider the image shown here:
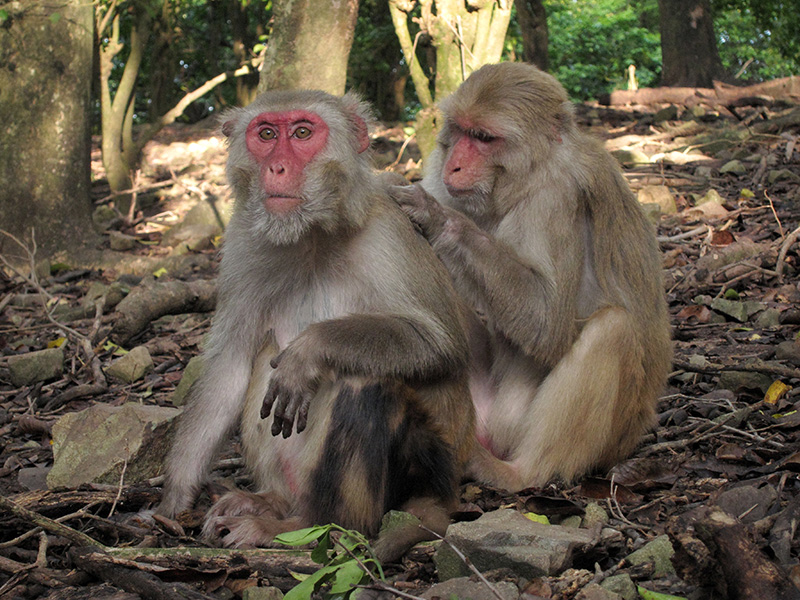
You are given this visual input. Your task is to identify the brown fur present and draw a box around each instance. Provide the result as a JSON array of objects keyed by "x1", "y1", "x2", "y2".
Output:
[
  {"x1": 391, "y1": 63, "x2": 672, "y2": 488},
  {"x1": 158, "y1": 90, "x2": 474, "y2": 561}
]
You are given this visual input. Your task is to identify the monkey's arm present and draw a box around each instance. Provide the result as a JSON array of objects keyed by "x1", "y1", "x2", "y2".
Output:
[
  {"x1": 262, "y1": 312, "x2": 469, "y2": 438},
  {"x1": 392, "y1": 184, "x2": 575, "y2": 365},
  {"x1": 158, "y1": 301, "x2": 268, "y2": 517}
]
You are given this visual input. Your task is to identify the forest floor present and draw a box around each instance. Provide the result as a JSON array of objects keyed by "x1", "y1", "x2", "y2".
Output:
[{"x1": 0, "y1": 98, "x2": 799, "y2": 600}]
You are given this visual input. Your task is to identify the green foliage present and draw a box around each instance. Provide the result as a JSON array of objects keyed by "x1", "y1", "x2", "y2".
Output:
[
  {"x1": 545, "y1": 0, "x2": 661, "y2": 101},
  {"x1": 713, "y1": 2, "x2": 800, "y2": 81},
  {"x1": 274, "y1": 524, "x2": 384, "y2": 600}
]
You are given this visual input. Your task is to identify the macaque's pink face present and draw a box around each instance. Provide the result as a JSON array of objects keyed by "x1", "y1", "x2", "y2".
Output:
[
  {"x1": 442, "y1": 118, "x2": 502, "y2": 196},
  {"x1": 245, "y1": 110, "x2": 330, "y2": 215}
]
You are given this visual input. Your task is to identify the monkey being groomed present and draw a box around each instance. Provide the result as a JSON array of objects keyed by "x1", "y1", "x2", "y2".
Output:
[
  {"x1": 156, "y1": 90, "x2": 476, "y2": 562},
  {"x1": 390, "y1": 62, "x2": 673, "y2": 490}
]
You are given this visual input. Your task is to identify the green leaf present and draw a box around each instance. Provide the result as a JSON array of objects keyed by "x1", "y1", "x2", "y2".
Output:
[
  {"x1": 328, "y1": 560, "x2": 366, "y2": 594},
  {"x1": 49, "y1": 12, "x2": 61, "y2": 24},
  {"x1": 637, "y1": 586, "x2": 688, "y2": 600},
  {"x1": 275, "y1": 525, "x2": 330, "y2": 547},
  {"x1": 284, "y1": 564, "x2": 338, "y2": 600},
  {"x1": 0, "y1": 9, "x2": 8, "y2": 25},
  {"x1": 310, "y1": 531, "x2": 332, "y2": 563}
]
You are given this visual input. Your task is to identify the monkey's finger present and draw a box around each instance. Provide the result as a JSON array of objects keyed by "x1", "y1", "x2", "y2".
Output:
[
  {"x1": 295, "y1": 400, "x2": 310, "y2": 433},
  {"x1": 261, "y1": 382, "x2": 279, "y2": 418},
  {"x1": 269, "y1": 353, "x2": 284, "y2": 369},
  {"x1": 280, "y1": 396, "x2": 303, "y2": 438}
]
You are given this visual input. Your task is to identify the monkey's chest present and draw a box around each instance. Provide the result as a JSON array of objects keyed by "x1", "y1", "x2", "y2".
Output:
[{"x1": 271, "y1": 286, "x2": 352, "y2": 350}]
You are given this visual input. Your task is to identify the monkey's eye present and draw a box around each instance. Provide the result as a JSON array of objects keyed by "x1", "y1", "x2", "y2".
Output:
[
  {"x1": 259, "y1": 128, "x2": 277, "y2": 141},
  {"x1": 469, "y1": 130, "x2": 497, "y2": 143},
  {"x1": 294, "y1": 127, "x2": 312, "y2": 139}
]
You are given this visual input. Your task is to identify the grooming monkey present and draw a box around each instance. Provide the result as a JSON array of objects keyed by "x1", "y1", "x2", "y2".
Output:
[
  {"x1": 391, "y1": 62, "x2": 672, "y2": 489},
  {"x1": 157, "y1": 90, "x2": 476, "y2": 561}
]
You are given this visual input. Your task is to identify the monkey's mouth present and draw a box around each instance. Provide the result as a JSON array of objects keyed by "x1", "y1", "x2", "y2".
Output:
[
  {"x1": 445, "y1": 184, "x2": 476, "y2": 198},
  {"x1": 263, "y1": 196, "x2": 303, "y2": 215}
]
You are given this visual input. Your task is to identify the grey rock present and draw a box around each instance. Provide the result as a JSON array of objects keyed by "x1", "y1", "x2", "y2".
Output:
[
  {"x1": 243, "y1": 587, "x2": 284, "y2": 600},
  {"x1": 776, "y1": 341, "x2": 800, "y2": 366},
  {"x1": 8, "y1": 347, "x2": 64, "y2": 386},
  {"x1": 106, "y1": 346, "x2": 154, "y2": 383},
  {"x1": 600, "y1": 574, "x2": 638, "y2": 600},
  {"x1": 637, "y1": 186, "x2": 676, "y2": 214},
  {"x1": 576, "y1": 583, "x2": 622, "y2": 600},
  {"x1": 625, "y1": 534, "x2": 675, "y2": 577},
  {"x1": 47, "y1": 402, "x2": 181, "y2": 489},
  {"x1": 434, "y1": 509, "x2": 595, "y2": 581},
  {"x1": 583, "y1": 503, "x2": 609, "y2": 528},
  {"x1": 422, "y1": 577, "x2": 518, "y2": 600}
]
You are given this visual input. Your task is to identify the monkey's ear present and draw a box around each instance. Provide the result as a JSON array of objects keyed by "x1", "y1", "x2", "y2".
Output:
[
  {"x1": 353, "y1": 118, "x2": 370, "y2": 154},
  {"x1": 222, "y1": 120, "x2": 236, "y2": 138},
  {"x1": 342, "y1": 92, "x2": 375, "y2": 154}
]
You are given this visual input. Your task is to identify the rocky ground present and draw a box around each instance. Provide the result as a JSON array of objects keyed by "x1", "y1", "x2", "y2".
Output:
[{"x1": 0, "y1": 98, "x2": 799, "y2": 600}]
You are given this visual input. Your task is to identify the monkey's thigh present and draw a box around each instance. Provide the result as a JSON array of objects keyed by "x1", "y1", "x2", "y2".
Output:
[
  {"x1": 301, "y1": 377, "x2": 458, "y2": 538},
  {"x1": 509, "y1": 306, "x2": 649, "y2": 484}
]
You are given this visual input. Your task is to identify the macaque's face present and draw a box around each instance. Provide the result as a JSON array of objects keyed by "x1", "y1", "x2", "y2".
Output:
[
  {"x1": 245, "y1": 110, "x2": 330, "y2": 216},
  {"x1": 441, "y1": 117, "x2": 502, "y2": 196}
]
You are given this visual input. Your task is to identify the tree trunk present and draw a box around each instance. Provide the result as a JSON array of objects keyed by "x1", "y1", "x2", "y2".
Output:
[
  {"x1": 516, "y1": 0, "x2": 549, "y2": 71},
  {"x1": 389, "y1": 0, "x2": 512, "y2": 159},
  {"x1": 98, "y1": 6, "x2": 151, "y2": 198},
  {"x1": 0, "y1": 0, "x2": 97, "y2": 262},
  {"x1": 258, "y1": 0, "x2": 359, "y2": 95},
  {"x1": 658, "y1": 0, "x2": 725, "y2": 87}
]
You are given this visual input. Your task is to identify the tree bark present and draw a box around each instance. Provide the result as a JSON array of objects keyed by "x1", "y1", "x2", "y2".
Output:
[
  {"x1": 388, "y1": 0, "x2": 512, "y2": 159},
  {"x1": 0, "y1": 0, "x2": 97, "y2": 262},
  {"x1": 658, "y1": 0, "x2": 725, "y2": 87},
  {"x1": 516, "y1": 0, "x2": 549, "y2": 71},
  {"x1": 258, "y1": 0, "x2": 359, "y2": 95}
]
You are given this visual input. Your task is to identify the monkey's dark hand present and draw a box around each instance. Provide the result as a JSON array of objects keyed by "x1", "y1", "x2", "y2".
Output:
[
  {"x1": 390, "y1": 184, "x2": 448, "y2": 241},
  {"x1": 261, "y1": 342, "x2": 323, "y2": 438}
]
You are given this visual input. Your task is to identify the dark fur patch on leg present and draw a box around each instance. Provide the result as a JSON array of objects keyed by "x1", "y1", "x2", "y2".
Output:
[{"x1": 308, "y1": 380, "x2": 457, "y2": 536}]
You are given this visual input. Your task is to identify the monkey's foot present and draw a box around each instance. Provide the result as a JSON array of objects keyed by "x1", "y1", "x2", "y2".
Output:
[
  {"x1": 203, "y1": 513, "x2": 304, "y2": 548},
  {"x1": 202, "y1": 489, "x2": 303, "y2": 548},
  {"x1": 205, "y1": 489, "x2": 291, "y2": 520}
]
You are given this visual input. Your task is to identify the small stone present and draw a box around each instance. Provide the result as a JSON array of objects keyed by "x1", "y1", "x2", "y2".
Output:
[
  {"x1": 625, "y1": 534, "x2": 675, "y2": 577},
  {"x1": 720, "y1": 160, "x2": 747, "y2": 175},
  {"x1": 172, "y1": 356, "x2": 205, "y2": 406},
  {"x1": 755, "y1": 308, "x2": 781, "y2": 328},
  {"x1": 637, "y1": 186, "x2": 676, "y2": 214},
  {"x1": 422, "y1": 578, "x2": 518, "y2": 600},
  {"x1": 105, "y1": 346, "x2": 154, "y2": 383},
  {"x1": 576, "y1": 583, "x2": 622, "y2": 600},
  {"x1": 583, "y1": 502, "x2": 609, "y2": 528},
  {"x1": 242, "y1": 587, "x2": 284, "y2": 600},
  {"x1": 601, "y1": 574, "x2": 638, "y2": 600},
  {"x1": 776, "y1": 341, "x2": 800, "y2": 366},
  {"x1": 7, "y1": 347, "x2": 64, "y2": 386},
  {"x1": 718, "y1": 370, "x2": 773, "y2": 394}
]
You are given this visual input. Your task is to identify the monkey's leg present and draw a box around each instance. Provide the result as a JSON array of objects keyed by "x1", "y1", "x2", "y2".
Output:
[{"x1": 510, "y1": 306, "x2": 652, "y2": 486}]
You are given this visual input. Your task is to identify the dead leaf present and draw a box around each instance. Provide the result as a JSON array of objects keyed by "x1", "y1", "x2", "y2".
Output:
[{"x1": 676, "y1": 304, "x2": 712, "y2": 323}]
